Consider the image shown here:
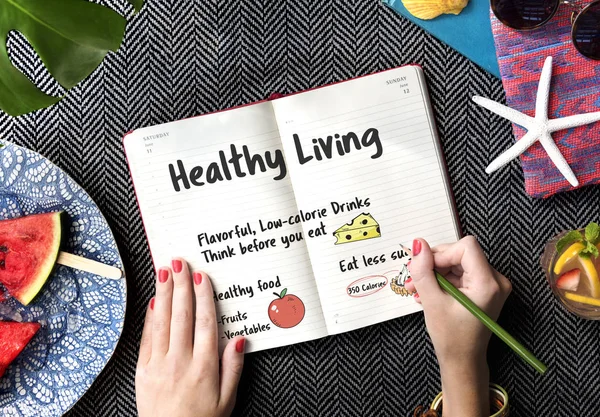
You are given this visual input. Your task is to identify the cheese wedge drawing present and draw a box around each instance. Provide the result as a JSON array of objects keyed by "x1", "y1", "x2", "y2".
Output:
[{"x1": 333, "y1": 213, "x2": 381, "y2": 245}]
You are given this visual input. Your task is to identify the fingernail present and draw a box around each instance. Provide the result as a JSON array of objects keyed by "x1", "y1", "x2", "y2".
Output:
[
  {"x1": 406, "y1": 277, "x2": 412, "y2": 284},
  {"x1": 193, "y1": 272, "x2": 203, "y2": 285},
  {"x1": 414, "y1": 292, "x2": 420, "y2": 298},
  {"x1": 159, "y1": 268, "x2": 169, "y2": 283},
  {"x1": 150, "y1": 297, "x2": 155, "y2": 310},
  {"x1": 407, "y1": 260, "x2": 411, "y2": 269},
  {"x1": 236, "y1": 338, "x2": 246, "y2": 353},
  {"x1": 412, "y1": 239, "x2": 422, "y2": 256},
  {"x1": 172, "y1": 259, "x2": 182, "y2": 273}
]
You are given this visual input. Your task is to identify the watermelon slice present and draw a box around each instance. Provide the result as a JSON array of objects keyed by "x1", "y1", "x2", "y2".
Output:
[
  {"x1": 0, "y1": 321, "x2": 40, "y2": 378},
  {"x1": 0, "y1": 212, "x2": 62, "y2": 305}
]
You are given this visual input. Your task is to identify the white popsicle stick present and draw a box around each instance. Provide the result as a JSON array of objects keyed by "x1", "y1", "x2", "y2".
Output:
[{"x1": 57, "y1": 251, "x2": 123, "y2": 280}]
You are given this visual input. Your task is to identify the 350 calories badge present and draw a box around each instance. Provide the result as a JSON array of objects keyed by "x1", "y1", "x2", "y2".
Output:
[{"x1": 346, "y1": 275, "x2": 388, "y2": 297}]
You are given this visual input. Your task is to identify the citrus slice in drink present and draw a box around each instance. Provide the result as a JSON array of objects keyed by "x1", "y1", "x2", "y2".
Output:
[
  {"x1": 565, "y1": 292, "x2": 600, "y2": 307},
  {"x1": 578, "y1": 256, "x2": 600, "y2": 298},
  {"x1": 554, "y1": 242, "x2": 585, "y2": 275}
]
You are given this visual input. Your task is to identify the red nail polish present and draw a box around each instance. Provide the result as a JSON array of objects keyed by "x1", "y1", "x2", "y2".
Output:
[
  {"x1": 172, "y1": 259, "x2": 182, "y2": 273},
  {"x1": 406, "y1": 277, "x2": 412, "y2": 284},
  {"x1": 159, "y1": 268, "x2": 169, "y2": 283},
  {"x1": 150, "y1": 298, "x2": 155, "y2": 310},
  {"x1": 193, "y1": 272, "x2": 203, "y2": 285},
  {"x1": 414, "y1": 292, "x2": 420, "y2": 298},
  {"x1": 412, "y1": 239, "x2": 422, "y2": 256},
  {"x1": 236, "y1": 338, "x2": 245, "y2": 353},
  {"x1": 407, "y1": 260, "x2": 411, "y2": 268}
]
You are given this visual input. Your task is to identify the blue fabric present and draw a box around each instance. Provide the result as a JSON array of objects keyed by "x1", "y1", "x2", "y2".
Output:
[{"x1": 382, "y1": 0, "x2": 500, "y2": 77}]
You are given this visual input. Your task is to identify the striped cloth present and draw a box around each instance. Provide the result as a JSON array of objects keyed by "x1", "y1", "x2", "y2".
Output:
[{"x1": 491, "y1": 7, "x2": 600, "y2": 198}]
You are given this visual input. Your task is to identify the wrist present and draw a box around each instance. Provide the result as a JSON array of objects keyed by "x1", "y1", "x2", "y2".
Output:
[
  {"x1": 437, "y1": 349, "x2": 487, "y2": 372},
  {"x1": 439, "y1": 356, "x2": 490, "y2": 417}
]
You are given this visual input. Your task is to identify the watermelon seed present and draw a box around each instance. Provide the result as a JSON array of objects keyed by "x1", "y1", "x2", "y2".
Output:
[
  {"x1": 0, "y1": 260, "x2": 5, "y2": 270},
  {"x1": 0, "y1": 246, "x2": 7, "y2": 252}
]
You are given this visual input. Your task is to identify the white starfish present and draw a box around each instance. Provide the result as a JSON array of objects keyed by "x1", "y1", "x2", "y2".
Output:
[{"x1": 473, "y1": 56, "x2": 600, "y2": 188}]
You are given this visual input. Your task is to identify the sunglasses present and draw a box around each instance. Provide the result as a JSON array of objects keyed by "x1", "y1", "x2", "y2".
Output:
[{"x1": 491, "y1": 0, "x2": 600, "y2": 60}]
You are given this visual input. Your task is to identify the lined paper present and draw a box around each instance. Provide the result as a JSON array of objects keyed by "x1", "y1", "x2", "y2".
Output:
[
  {"x1": 125, "y1": 102, "x2": 328, "y2": 353},
  {"x1": 272, "y1": 66, "x2": 461, "y2": 334}
]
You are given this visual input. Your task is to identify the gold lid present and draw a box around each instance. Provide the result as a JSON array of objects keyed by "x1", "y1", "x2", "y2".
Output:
[{"x1": 429, "y1": 383, "x2": 509, "y2": 417}]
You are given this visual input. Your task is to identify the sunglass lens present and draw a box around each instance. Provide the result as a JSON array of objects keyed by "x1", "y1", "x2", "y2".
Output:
[
  {"x1": 573, "y1": 2, "x2": 600, "y2": 60},
  {"x1": 492, "y1": 0, "x2": 560, "y2": 30}
]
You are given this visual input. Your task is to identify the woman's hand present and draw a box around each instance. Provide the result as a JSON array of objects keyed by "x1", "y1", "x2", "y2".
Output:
[
  {"x1": 136, "y1": 258, "x2": 245, "y2": 417},
  {"x1": 404, "y1": 236, "x2": 511, "y2": 417}
]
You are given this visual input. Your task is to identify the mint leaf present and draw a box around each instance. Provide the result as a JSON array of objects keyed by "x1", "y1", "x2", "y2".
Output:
[
  {"x1": 556, "y1": 230, "x2": 583, "y2": 254},
  {"x1": 586, "y1": 222, "x2": 600, "y2": 245},
  {"x1": 581, "y1": 241, "x2": 600, "y2": 258}
]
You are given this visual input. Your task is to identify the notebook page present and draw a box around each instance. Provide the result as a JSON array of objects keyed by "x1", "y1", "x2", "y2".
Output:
[
  {"x1": 124, "y1": 102, "x2": 327, "y2": 352},
  {"x1": 271, "y1": 66, "x2": 461, "y2": 334}
]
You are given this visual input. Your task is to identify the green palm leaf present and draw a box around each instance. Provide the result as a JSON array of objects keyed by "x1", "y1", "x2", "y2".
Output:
[{"x1": 0, "y1": 0, "x2": 142, "y2": 117}]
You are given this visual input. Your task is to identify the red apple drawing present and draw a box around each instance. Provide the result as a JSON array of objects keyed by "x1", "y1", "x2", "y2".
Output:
[{"x1": 268, "y1": 288, "x2": 305, "y2": 329}]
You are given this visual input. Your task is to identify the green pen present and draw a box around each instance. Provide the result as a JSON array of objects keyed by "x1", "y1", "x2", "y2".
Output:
[{"x1": 435, "y1": 271, "x2": 547, "y2": 375}]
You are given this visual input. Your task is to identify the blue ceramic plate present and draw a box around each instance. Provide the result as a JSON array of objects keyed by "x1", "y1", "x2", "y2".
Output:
[{"x1": 0, "y1": 142, "x2": 126, "y2": 416}]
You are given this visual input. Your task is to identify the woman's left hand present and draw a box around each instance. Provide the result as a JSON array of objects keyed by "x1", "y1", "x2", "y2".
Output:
[{"x1": 135, "y1": 258, "x2": 245, "y2": 417}]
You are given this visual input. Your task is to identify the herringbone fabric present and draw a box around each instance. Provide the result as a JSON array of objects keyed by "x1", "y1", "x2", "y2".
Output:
[{"x1": 1, "y1": 1, "x2": 597, "y2": 416}]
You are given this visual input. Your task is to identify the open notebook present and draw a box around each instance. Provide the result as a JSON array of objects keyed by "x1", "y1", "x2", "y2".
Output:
[{"x1": 124, "y1": 65, "x2": 461, "y2": 353}]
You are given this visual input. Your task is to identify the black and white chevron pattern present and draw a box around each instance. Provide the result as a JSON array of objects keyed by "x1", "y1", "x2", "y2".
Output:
[{"x1": 1, "y1": 1, "x2": 597, "y2": 416}]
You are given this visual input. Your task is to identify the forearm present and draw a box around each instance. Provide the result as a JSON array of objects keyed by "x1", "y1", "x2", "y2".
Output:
[{"x1": 439, "y1": 357, "x2": 490, "y2": 417}]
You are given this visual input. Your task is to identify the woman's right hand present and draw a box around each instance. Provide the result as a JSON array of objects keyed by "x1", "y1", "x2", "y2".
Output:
[{"x1": 404, "y1": 236, "x2": 512, "y2": 417}]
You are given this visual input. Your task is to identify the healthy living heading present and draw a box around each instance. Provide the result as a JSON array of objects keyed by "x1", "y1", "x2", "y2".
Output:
[{"x1": 168, "y1": 127, "x2": 383, "y2": 192}]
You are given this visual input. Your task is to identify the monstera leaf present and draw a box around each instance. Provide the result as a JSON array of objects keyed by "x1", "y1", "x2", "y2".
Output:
[{"x1": 0, "y1": 0, "x2": 143, "y2": 117}]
